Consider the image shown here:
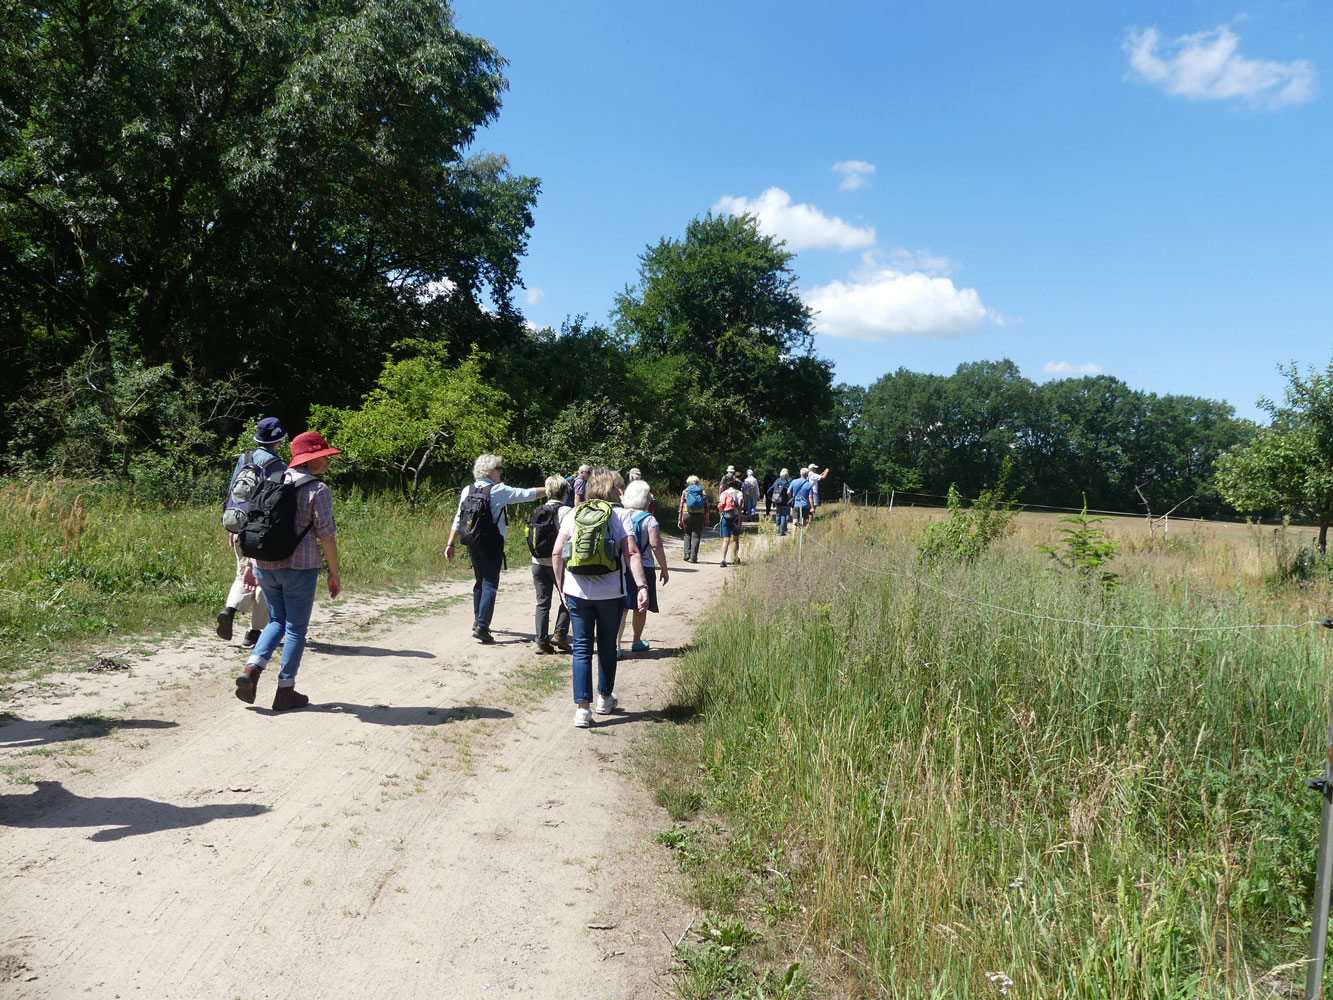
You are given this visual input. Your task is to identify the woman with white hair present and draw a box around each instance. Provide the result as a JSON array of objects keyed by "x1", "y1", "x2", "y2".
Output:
[
  {"x1": 446, "y1": 454, "x2": 547, "y2": 644},
  {"x1": 617, "y1": 479, "x2": 668, "y2": 655},
  {"x1": 552, "y1": 467, "x2": 649, "y2": 728},
  {"x1": 677, "y1": 475, "x2": 710, "y2": 563}
]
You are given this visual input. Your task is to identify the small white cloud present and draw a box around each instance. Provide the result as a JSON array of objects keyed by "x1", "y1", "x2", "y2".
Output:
[
  {"x1": 1124, "y1": 25, "x2": 1316, "y2": 108},
  {"x1": 880, "y1": 248, "x2": 956, "y2": 277},
  {"x1": 712, "y1": 187, "x2": 875, "y2": 251},
  {"x1": 525, "y1": 286, "x2": 545, "y2": 306},
  {"x1": 832, "y1": 160, "x2": 877, "y2": 192},
  {"x1": 805, "y1": 268, "x2": 994, "y2": 340},
  {"x1": 1043, "y1": 361, "x2": 1105, "y2": 377}
]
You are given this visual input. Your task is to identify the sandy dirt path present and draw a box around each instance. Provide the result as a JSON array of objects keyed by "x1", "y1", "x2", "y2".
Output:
[{"x1": 0, "y1": 534, "x2": 740, "y2": 999}]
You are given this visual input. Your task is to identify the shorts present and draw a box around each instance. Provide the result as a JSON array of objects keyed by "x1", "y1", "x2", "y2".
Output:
[
  {"x1": 718, "y1": 515, "x2": 741, "y2": 538},
  {"x1": 623, "y1": 567, "x2": 659, "y2": 612}
]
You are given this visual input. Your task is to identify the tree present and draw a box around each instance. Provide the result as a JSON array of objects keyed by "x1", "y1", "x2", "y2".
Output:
[
  {"x1": 311, "y1": 346, "x2": 512, "y2": 503},
  {"x1": 1215, "y1": 362, "x2": 1333, "y2": 551},
  {"x1": 1, "y1": 0, "x2": 538, "y2": 456},
  {"x1": 612, "y1": 213, "x2": 833, "y2": 470}
]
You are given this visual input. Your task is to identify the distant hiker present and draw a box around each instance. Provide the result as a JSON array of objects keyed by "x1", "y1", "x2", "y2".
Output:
[
  {"x1": 235, "y1": 430, "x2": 342, "y2": 711},
  {"x1": 528, "y1": 475, "x2": 571, "y2": 654},
  {"x1": 761, "y1": 470, "x2": 775, "y2": 519},
  {"x1": 569, "y1": 464, "x2": 591, "y2": 507},
  {"x1": 678, "y1": 475, "x2": 710, "y2": 563},
  {"x1": 770, "y1": 468, "x2": 793, "y2": 536},
  {"x1": 617, "y1": 479, "x2": 669, "y2": 656},
  {"x1": 218, "y1": 416, "x2": 287, "y2": 647},
  {"x1": 446, "y1": 455, "x2": 548, "y2": 644},
  {"x1": 808, "y1": 464, "x2": 831, "y2": 520},
  {"x1": 721, "y1": 464, "x2": 736, "y2": 489},
  {"x1": 552, "y1": 467, "x2": 649, "y2": 728},
  {"x1": 742, "y1": 469, "x2": 760, "y2": 520},
  {"x1": 718, "y1": 474, "x2": 745, "y2": 567},
  {"x1": 627, "y1": 467, "x2": 657, "y2": 514},
  {"x1": 790, "y1": 467, "x2": 814, "y2": 527}
]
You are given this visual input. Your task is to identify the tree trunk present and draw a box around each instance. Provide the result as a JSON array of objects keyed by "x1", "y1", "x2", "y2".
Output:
[{"x1": 1321, "y1": 522, "x2": 1328, "y2": 555}]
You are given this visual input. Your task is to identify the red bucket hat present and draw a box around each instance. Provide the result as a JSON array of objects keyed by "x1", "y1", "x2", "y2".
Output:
[{"x1": 289, "y1": 430, "x2": 341, "y2": 468}]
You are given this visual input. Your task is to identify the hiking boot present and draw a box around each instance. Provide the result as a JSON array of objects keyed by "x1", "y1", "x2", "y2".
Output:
[
  {"x1": 472, "y1": 626, "x2": 495, "y2": 644},
  {"x1": 536, "y1": 640, "x2": 557, "y2": 654},
  {"x1": 216, "y1": 607, "x2": 236, "y2": 640},
  {"x1": 595, "y1": 692, "x2": 619, "y2": 715},
  {"x1": 554, "y1": 633, "x2": 572, "y2": 652},
  {"x1": 271, "y1": 687, "x2": 309, "y2": 711},
  {"x1": 234, "y1": 665, "x2": 262, "y2": 704},
  {"x1": 242, "y1": 629, "x2": 262, "y2": 648}
]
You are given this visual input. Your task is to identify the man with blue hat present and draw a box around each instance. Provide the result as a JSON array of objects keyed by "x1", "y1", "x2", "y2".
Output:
[{"x1": 217, "y1": 417, "x2": 288, "y2": 646}]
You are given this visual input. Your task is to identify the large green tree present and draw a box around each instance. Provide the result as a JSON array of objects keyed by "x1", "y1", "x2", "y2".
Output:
[
  {"x1": 1216, "y1": 362, "x2": 1333, "y2": 550},
  {"x1": 612, "y1": 213, "x2": 833, "y2": 471},
  {"x1": 1, "y1": 0, "x2": 537, "y2": 460}
]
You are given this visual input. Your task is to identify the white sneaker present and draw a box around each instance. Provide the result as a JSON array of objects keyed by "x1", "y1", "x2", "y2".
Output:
[
  {"x1": 573, "y1": 707, "x2": 594, "y2": 728},
  {"x1": 595, "y1": 693, "x2": 619, "y2": 715}
]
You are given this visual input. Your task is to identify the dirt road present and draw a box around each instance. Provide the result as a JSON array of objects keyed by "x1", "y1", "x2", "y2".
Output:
[{"x1": 0, "y1": 537, "x2": 732, "y2": 998}]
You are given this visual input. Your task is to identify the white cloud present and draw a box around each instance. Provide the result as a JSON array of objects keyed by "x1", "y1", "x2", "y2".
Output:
[
  {"x1": 831, "y1": 160, "x2": 877, "y2": 191},
  {"x1": 805, "y1": 267, "x2": 994, "y2": 340},
  {"x1": 712, "y1": 187, "x2": 875, "y2": 251},
  {"x1": 1124, "y1": 25, "x2": 1316, "y2": 108},
  {"x1": 525, "y1": 286, "x2": 545, "y2": 306},
  {"x1": 1043, "y1": 361, "x2": 1105, "y2": 377}
]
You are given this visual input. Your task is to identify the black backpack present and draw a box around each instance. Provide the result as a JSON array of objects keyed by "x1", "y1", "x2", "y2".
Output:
[
  {"x1": 457, "y1": 483, "x2": 500, "y2": 547},
  {"x1": 771, "y1": 480, "x2": 790, "y2": 507},
  {"x1": 236, "y1": 473, "x2": 316, "y2": 560},
  {"x1": 525, "y1": 503, "x2": 562, "y2": 559}
]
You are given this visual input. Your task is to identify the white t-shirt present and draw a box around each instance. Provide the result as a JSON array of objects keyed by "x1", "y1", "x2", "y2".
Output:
[
  {"x1": 617, "y1": 508, "x2": 658, "y2": 568},
  {"x1": 557, "y1": 505, "x2": 630, "y2": 602}
]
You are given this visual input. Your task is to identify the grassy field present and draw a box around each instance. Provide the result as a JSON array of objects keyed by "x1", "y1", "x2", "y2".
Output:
[
  {"x1": 0, "y1": 479, "x2": 540, "y2": 687},
  {"x1": 644, "y1": 505, "x2": 1333, "y2": 999}
]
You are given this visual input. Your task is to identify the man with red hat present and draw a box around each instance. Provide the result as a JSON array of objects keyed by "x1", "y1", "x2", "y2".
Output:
[{"x1": 235, "y1": 430, "x2": 342, "y2": 711}]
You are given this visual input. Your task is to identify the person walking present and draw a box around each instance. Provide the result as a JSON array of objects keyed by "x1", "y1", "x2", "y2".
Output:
[
  {"x1": 528, "y1": 475, "x2": 571, "y2": 654},
  {"x1": 770, "y1": 468, "x2": 792, "y2": 536},
  {"x1": 761, "y1": 470, "x2": 775, "y2": 519},
  {"x1": 217, "y1": 416, "x2": 288, "y2": 647},
  {"x1": 627, "y1": 467, "x2": 657, "y2": 514},
  {"x1": 552, "y1": 467, "x2": 649, "y2": 728},
  {"x1": 569, "y1": 464, "x2": 591, "y2": 507},
  {"x1": 790, "y1": 467, "x2": 814, "y2": 528},
  {"x1": 808, "y1": 463, "x2": 831, "y2": 519},
  {"x1": 742, "y1": 469, "x2": 760, "y2": 521},
  {"x1": 677, "y1": 475, "x2": 710, "y2": 563},
  {"x1": 446, "y1": 455, "x2": 547, "y2": 644},
  {"x1": 235, "y1": 430, "x2": 341, "y2": 711},
  {"x1": 718, "y1": 474, "x2": 745, "y2": 566},
  {"x1": 617, "y1": 479, "x2": 668, "y2": 655}
]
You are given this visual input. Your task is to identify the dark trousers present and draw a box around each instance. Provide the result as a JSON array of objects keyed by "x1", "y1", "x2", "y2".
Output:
[
  {"x1": 681, "y1": 513, "x2": 706, "y2": 562},
  {"x1": 531, "y1": 562, "x2": 570, "y2": 643},
  {"x1": 468, "y1": 540, "x2": 504, "y2": 630}
]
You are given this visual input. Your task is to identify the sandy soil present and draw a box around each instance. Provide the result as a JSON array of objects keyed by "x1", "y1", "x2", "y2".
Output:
[{"x1": 0, "y1": 534, "x2": 742, "y2": 999}]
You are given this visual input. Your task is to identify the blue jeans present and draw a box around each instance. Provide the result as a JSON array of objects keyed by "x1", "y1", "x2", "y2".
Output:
[
  {"x1": 745, "y1": 497, "x2": 757, "y2": 518},
  {"x1": 776, "y1": 508, "x2": 789, "y2": 535},
  {"x1": 565, "y1": 594, "x2": 620, "y2": 704},
  {"x1": 469, "y1": 541, "x2": 504, "y2": 630},
  {"x1": 250, "y1": 567, "x2": 320, "y2": 685}
]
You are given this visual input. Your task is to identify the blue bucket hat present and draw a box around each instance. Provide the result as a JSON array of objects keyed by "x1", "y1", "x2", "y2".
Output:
[{"x1": 253, "y1": 416, "x2": 287, "y2": 445}]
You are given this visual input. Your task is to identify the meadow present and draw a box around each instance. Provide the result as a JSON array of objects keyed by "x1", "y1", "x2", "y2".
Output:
[{"x1": 645, "y1": 506, "x2": 1333, "y2": 999}]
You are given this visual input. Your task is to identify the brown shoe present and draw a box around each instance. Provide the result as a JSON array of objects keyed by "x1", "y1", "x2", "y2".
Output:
[
  {"x1": 271, "y1": 687, "x2": 309, "y2": 711},
  {"x1": 554, "y1": 633, "x2": 572, "y2": 652},
  {"x1": 235, "y1": 665, "x2": 262, "y2": 704}
]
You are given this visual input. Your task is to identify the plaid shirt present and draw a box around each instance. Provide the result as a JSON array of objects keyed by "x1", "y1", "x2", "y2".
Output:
[{"x1": 256, "y1": 473, "x2": 336, "y2": 571}]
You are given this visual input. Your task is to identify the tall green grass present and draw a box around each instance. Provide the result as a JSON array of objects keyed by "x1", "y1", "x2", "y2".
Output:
[
  {"x1": 656, "y1": 508, "x2": 1329, "y2": 998},
  {"x1": 0, "y1": 479, "x2": 516, "y2": 685}
]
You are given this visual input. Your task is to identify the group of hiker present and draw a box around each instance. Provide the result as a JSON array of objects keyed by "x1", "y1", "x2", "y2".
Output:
[{"x1": 215, "y1": 418, "x2": 826, "y2": 727}]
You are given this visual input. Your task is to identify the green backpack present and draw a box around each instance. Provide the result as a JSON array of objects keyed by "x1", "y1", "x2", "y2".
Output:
[{"x1": 564, "y1": 499, "x2": 620, "y2": 576}]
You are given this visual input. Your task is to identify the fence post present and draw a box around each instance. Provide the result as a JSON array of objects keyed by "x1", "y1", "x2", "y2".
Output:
[
  {"x1": 889, "y1": 490, "x2": 895, "y2": 513},
  {"x1": 1307, "y1": 621, "x2": 1333, "y2": 1000}
]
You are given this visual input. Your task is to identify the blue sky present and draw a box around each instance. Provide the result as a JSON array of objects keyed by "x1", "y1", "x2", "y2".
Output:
[{"x1": 454, "y1": 2, "x2": 1331, "y2": 422}]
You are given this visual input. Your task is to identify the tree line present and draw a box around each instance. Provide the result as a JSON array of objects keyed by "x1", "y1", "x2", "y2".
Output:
[{"x1": 4, "y1": 0, "x2": 1323, "y2": 537}]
